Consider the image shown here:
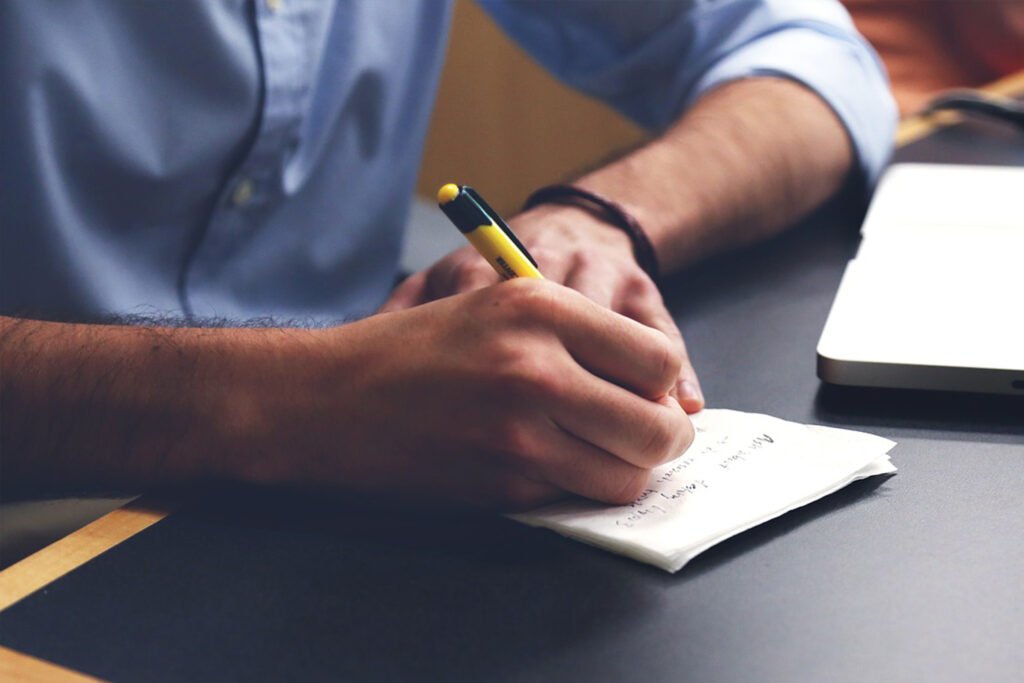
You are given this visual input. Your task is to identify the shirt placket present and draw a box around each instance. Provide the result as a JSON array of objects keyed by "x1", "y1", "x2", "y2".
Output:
[{"x1": 182, "y1": 0, "x2": 318, "y2": 315}]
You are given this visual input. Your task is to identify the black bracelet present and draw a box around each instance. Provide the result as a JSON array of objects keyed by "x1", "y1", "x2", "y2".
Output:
[{"x1": 522, "y1": 184, "x2": 660, "y2": 281}]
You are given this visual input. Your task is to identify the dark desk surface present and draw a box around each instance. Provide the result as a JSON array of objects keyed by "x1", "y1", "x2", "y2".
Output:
[{"x1": 2, "y1": 94, "x2": 1023, "y2": 682}]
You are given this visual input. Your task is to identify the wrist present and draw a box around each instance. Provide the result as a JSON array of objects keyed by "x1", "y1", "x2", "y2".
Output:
[
  {"x1": 210, "y1": 326, "x2": 329, "y2": 486},
  {"x1": 214, "y1": 321, "x2": 395, "y2": 492},
  {"x1": 522, "y1": 184, "x2": 660, "y2": 280}
]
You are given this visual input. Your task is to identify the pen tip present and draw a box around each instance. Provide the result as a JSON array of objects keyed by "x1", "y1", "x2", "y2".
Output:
[{"x1": 437, "y1": 183, "x2": 460, "y2": 205}]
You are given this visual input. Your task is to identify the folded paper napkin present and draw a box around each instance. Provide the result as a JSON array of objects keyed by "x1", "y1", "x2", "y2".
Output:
[{"x1": 511, "y1": 409, "x2": 896, "y2": 573}]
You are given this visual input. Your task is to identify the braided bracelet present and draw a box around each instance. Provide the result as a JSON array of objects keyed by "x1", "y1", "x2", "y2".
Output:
[{"x1": 522, "y1": 184, "x2": 660, "y2": 281}]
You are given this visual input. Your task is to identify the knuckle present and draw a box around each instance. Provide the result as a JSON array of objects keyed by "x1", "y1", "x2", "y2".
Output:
[
  {"x1": 676, "y1": 414, "x2": 696, "y2": 455},
  {"x1": 485, "y1": 335, "x2": 531, "y2": 372},
  {"x1": 492, "y1": 419, "x2": 540, "y2": 466},
  {"x1": 487, "y1": 340, "x2": 563, "y2": 402},
  {"x1": 509, "y1": 369, "x2": 564, "y2": 409},
  {"x1": 607, "y1": 467, "x2": 650, "y2": 505},
  {"x1": 528, "y1": 245, "x2": 565, "y2": 271},
  {"x1": 500, "y1": 278, "x2": 563, "y2": 326},
  {"x1": 627, "y1": 271, "x2": 659, "y2": 297},
  {"x1": 451, "y1": 260, "x2": 490, "y2": 291},
  {"x1": 425, "y1": 260, "x2": 455, "y2": 295},
  {"x1": 570, "y1": 249, "x2": 599, "y2": 271},
  {"x1": 653, "y1": 332, "x2": 682, "y2": 382},
  {"x1": 657, "y1": 409, "x2": 695, "y2": 465},
  {"x1": 513, "y1": 367, "x2": 564, "y2": 404},
  {"x1": 637, "y1": 410, "x2": 680, "y2": 466}
]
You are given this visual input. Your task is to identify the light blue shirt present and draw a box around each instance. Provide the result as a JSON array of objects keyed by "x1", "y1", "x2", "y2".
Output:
[{"x1": 0, "y1": 0, "x2": 895, "y2": 323}]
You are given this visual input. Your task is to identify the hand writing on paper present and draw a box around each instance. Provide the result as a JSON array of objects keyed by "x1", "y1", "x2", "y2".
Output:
[
  {"x1": 280, "y1": 280, "x2": 694, "y2": 509},
  {"x1": 382, "y1": 203, "x2": 704, "y2": 413},
  {"x1": 0, "y1": 283, "x2": 694, "y2": 509}
]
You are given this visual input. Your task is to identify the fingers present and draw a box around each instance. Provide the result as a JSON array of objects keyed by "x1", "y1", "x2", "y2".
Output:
[
  {"x1": 547, "y1": 369, "x2": 694, "y2": 470},
  {"x1": 526, "y1": 418, "x2": 655, "y2": 505},
  {"x1": 382, "y1": 247, "x2": 502, "y2": 313},
  {"x1": 618, "y1": 279, "x2": 704, "y2": 413},
  {"x1": 527, "y1": 245, "x2": 572, "y2": 285},
  {"x1": 425, "y1": 243, "x2": 575, "y2": 298},
  {"x1": 563, "y1": 253, "x2": 617, "y2": 309},
  {"x1": 425, "y1": 251, "x2": 498, "y2": 300},
  {"x1": 544, "y1": 248, "x2": 704, "y2": 411},
  {"x1": 545, "y1": 288, "x2": 681, "y2": 401}
]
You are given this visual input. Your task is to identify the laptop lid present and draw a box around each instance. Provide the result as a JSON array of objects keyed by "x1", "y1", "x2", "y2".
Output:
[{"x1": 817, "y1": 163, "x2": 1024, "y2": 395}]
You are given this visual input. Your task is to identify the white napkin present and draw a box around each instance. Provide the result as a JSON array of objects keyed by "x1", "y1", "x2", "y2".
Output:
[{"x1": 511, "y1": 409, "x2": 896, "y2": 573}]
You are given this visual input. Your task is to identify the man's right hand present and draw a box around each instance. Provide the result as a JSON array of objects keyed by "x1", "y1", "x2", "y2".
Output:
[
  {"x1": 1, "y1": 279, "x2": 694, "y2": 509},
  {"x1": 235, "y1": 279, "x2": 694, "y2": 509}
]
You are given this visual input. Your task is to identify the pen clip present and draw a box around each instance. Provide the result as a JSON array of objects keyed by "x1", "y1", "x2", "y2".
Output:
[{"x1": 463, "y1": 186, "x2": 539, "y2": 269}]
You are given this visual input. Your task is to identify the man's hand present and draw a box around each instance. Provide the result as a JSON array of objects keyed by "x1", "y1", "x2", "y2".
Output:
[
  {"x1": 252, "y1": 279, "x2": 695, "y2": 509},
  {"x1": 1, "y1": 281, "x2": 694, "y2": 509},
  {"x1": 382, "y1": 203, "x2": 705, "y2": 413}
]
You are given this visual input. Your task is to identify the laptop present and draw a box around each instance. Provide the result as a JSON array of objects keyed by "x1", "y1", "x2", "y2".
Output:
[{"x1": 817, "y1": 163, "x2": 1024, "y2": 395}]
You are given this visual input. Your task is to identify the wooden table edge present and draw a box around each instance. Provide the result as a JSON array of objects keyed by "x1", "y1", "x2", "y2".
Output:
[
  {"x1": 0, "y1": 497, "x2": 174, "y2": 612},
  {"x1": 0, "y1": 66, "x2": 1021, "y2": 680},
  {"x1": 0, "y1": 645, "x2": 103, "y2": 683}
]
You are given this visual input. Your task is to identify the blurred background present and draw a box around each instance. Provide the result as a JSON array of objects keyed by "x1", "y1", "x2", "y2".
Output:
[
  {"x1": 416, "y1": 0, "x2": 646, "y2": 216},
  {"x1": 419, "y1": 0, "x2": 1024, "y2": 214}
]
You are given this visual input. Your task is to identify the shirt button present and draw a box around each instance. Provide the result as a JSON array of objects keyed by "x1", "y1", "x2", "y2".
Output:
[
  {"x1": 266, "y1": 0, "x2": 282, "y2": 13},
  {"x1": 231, "y1": 178, "x2": 254, "y2": 207}
]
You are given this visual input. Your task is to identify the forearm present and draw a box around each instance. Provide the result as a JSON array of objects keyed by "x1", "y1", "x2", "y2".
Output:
[
  {"x1": 0, "y1": 315, "x2": 309, "y2": 492},
  {"x1": 575, "y1": 77, "x2": 854, "y2": 272},
  {"x1": 0, "y1": 278, "x2": 697, "y2": 509}
]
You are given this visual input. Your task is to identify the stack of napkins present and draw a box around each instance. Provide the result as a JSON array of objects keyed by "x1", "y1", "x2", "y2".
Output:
[{"x1": 511, "y1": 409, "x2": 896, "y2": 573}]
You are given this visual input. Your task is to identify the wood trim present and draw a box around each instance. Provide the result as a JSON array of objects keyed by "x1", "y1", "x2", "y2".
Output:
[
  {"x1": 896, "y1": 69, "x2": 1024, "y2": 147},
  {"x1": 0, "y1": 497, "x2": 172, "y2": 612},
  {"x1": 0, "y1": 646, "x2": 102, "y2": 683}
]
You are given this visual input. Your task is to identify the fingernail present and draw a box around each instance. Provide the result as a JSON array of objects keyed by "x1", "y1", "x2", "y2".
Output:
[{"x1": 679, "y1": 380, "x2": 704, "y2": 409}]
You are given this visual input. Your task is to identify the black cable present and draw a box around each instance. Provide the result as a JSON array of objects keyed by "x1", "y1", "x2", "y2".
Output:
[{"x1": 923, "y1": 90, "x2": 1024, "y2": 132}]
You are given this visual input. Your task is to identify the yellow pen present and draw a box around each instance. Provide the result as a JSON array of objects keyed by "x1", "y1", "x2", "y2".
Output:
[{"x1": 437, "y1": 183, "x2": 544, "y2": 280}]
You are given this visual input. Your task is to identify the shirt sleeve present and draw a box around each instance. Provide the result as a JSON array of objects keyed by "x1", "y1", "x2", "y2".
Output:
[{"x1": 476, "y1": 0, "x2": 897, "y2": 187}]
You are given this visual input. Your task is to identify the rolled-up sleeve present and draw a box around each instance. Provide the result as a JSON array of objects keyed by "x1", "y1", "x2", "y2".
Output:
[{"x1": 477, "y1": 0, "x2": 897, "y2": 187}]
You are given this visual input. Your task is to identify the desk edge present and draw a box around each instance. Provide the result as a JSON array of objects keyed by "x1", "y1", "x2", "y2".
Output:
[
  {"x1": 0, "y1": 645, "x2": 103, "y2": 683},
  {"x1": 0, "y1": 497, "x2": 173, "y2": 612}
]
